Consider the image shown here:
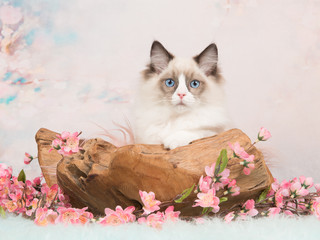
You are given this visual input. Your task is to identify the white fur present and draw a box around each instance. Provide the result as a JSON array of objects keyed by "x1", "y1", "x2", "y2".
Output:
[
  {"x1": 134, "y1": 57, "x2": 230, "y2": 149},
  {"x1": 2, "y1": 214, "x2": 319, "y2": 240},
  {"x1": 171, "y1": 74, "x2": 196, "y2": 107}
]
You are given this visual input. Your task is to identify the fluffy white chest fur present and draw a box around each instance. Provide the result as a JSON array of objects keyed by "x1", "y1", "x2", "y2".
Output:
[{"x1": 134, "y1": 41, "x2": 230, "y2": 149}]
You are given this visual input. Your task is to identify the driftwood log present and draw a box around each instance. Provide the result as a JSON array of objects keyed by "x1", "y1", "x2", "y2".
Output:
[{"x1": 36, "y1": 128, "x2": 273, "y2": 216}]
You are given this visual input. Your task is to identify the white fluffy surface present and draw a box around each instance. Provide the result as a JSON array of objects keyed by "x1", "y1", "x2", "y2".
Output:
[{"x1": 1, "y1": 215, "x2": 319, "y2": 240}]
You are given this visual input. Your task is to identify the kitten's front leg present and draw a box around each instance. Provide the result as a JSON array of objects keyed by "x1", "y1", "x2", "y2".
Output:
[{"x1": 163, "y1": 131, "x2": 202, "y2": 150}]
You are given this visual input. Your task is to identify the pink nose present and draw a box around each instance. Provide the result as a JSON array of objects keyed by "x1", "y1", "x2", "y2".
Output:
[{"x1": 178, "y1": 93, "x2": 186, "y2": 99}]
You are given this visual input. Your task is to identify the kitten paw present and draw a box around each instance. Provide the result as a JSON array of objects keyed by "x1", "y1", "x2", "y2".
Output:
[{"x1": 163, "y1": 133, "x2": 196, "y2": 150}]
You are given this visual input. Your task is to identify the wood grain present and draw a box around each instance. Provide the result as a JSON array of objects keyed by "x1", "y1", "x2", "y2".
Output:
[{"x1": 36, "y1": 128, "x2": 274, "y2": 216}]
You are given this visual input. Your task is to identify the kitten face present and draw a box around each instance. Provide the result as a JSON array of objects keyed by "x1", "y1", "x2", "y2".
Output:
[
  {"x1": 142, "y1": 41, "x2": 223, "y2": 112},
  {"x1": 158, "y1": 60, "x2": 208, "y2": 109},
  {"x1": 135, "y1": 41, "x2": 229, "y2": 148}
]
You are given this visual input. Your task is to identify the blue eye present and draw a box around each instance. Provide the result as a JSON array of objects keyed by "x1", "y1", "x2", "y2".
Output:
[
  {"x1": 165, "y1": 79, "x2": 175, "y2": 87},
  {"x1": 190, "y1": 80, "x2": 200, "y2": 88}
]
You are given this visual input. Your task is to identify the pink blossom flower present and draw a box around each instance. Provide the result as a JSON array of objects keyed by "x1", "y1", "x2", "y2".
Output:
[
  {"x1": 258, "y1": 127, "x2": 271, "y2": 141},
  {"x1": 315, "y1": 184, "x2": 320, "y2": 193},
  {"x1": 26, "y1": 198, "x2": 39, "y2": 216},
  {"x1": 41, "y1": 184, "x2": 58, "y2": 206},
  {"x1": 164, "y1": 206, "x2": 180, "y2": 222},
  {"x1": 49, "y1": 132, "x2": 80, "y2": 156},
  {"x1": 50, "y1": 139, "x2": 62, "y2": 151},
  {"x1": 139, "y1": 190, "x2": 161, "y2": 214},
  {"x1": 275, "y1": 191, "x2": 284, "y2": 208},
  {"x1": 243, "y1": 164, "x2": 255, "y2": 175},
  {"x1": 115, "y1": 205, "x2": 136, "y2": 222},
  {"x1": 78, "y1": 210, "x2": 93, "y2": 224},
  {"x1": 228, "y1": 142, "x2": 249, "y2": 159},
  {"x1": 34, "y1": 208, "x2": 50, "y2": 226},
  {"x1": 56, "y1": 207, "x2": 81, "y2": 224},
  {"x1": 33, "y1": 177, "x2": 41, "y2": 186},
  {"x1": 224, "y1": 179, "x2": 240, "y2": 196},
  {"x1": 205, "y1": 163, "x2": 215, "y2": 177},
  {"x1": 57, "y1": 188, "x2": 70, "y2": 206},
  {"x1": 280, "y1": 180, "x2": 291, "y2": 196},
  {"x1": 240, "y1": 199, "x2": 258, "y2": 218},
  {"x1": 2, "y1": 199, "x2": 18, "y2": 212},
  {"x1": 198, "y1": 175, "x2": 212, "y2": 193},
  {"x1": 63, "y1": 132, "x2": 80, "y2": 153},
  {"x1": 25, "y1": 180, "x2": 36, "y2": 198},
  {"x1": 34, "y1": 208, "x2": 58, "y2": 226},
  {"x1": 98, "y1": 211, "x2": 124, "y2": 226},
  {"x1": 138, "y1": 212, "x2": 164, "y2": 229},
  {"x1": 267, "y1": 207, "x2": 280, "y2": 217},
  {"x1": 312, "y1": 198, "x2": 320, "y2": 220},
  {"x1": 240, "y1": 154, "x2": 255, "y2": 175},
  {"x1": 0, "y1": 5, "x2": 22, "y2": 25},
  {"x1": 205, "y1": 163, "x2": 230, "y2": 190},
  {"x1": 0, "y1": 163, "x2": 12, "y2": 178},
  {"x1": 271, "y1": 178, "x2": 280, "y2": 192},
  {"x1": 299, "y1": 176, "x2": 313, "y2": 189},
  {"x1": 290, "y1": 181, "x2": 309, "y2": 197},
  {"x1": 24, "y1": 152, "x2": 33, "y2": 164},
  {"x1": 56, "y1": 207, "x2": 92, "y2": 225},
  {"x1": 193, "y1": 188, "x2": 220, "y2": 213},
  {"x1": 46, "y1": 210, "x2": 59, "y2": 224},
  {"x1": 224, "y1": 211, "x2": 235, "y2": 223}
]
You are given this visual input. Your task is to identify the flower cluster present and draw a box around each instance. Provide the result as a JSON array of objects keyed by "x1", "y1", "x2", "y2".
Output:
[
  {"x1": 192, "y1": 161, "x2": 240, "y2": 215},
  {"x1": 49, "y1": 131, "x2": 81, "y2": 156},
  {"x1": 138, "y1": 206, "x2": 180, "y2": 229},
  {"x1": 138, "y1": 191, "x2": 180, "y2": 229},
  {"x1": 0, "y1": 163, "x2": 72, "y2": 225},
  {"x1": 224, "y1": 199, "x2": 259, "y2": 222},
  {"x1": 262, "y1": 176, "x2": 317, "y2": 216},
  {"x1": 227, "y1": 127, "x2": 271, "y2": 176},
  {"x1": 224, "y1": 176, "x2": 320, "y2": 222},
  {"x1": 35, "y1": 207, "x2": 93, "y2": 226},
  {"x1": 98, "y1": 206, "x2": 136, "y2": 225},
  {"x1": 228, "y1": 142, "x2": 255, "y2": 175}
]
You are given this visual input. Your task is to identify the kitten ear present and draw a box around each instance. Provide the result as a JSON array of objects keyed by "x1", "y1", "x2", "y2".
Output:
[
  {"x1": 150, "y1": 41, "x2": 174, "y2": 74},
  {"x1": 194, "y1": 43, "x2": 218, "y2": 76}
]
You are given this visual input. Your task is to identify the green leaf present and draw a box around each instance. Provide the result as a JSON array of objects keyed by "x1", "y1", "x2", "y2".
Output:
[
  {"x1": 202, "y1": 207, "x2": 208, "y2": 215},
  {"x1": 174, "y1": 184, "x2": 195, "y2": 203},
  {"x1": 214, "y1": 151, "x2": 223, "y2": 175},
  {"x1": 257, "y1": 187, "x2": 270, "y2": 203},
  {"x1": 18, "y1": 169, "x2": 26, "y2": 183},
  {"x1": 0, "y1": 206, "x2": 5, "y2": 218},
  {"x1": 218, "y1": 149, "x2": 228, "y2": 174},
  {"x1": 220, "y1": 197, "x2": 228, "y2": 203},
  {"x1": 201, "y1": 207, "x2": 213, "y2": 215},
  {"x1": 214, "y1": 149, "x2": 229, "y2": 175}
]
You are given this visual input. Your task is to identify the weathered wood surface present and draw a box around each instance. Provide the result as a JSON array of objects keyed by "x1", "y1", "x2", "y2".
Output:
[{"x1": 36, "y1": 128, "x2": 273, "y2": 216}]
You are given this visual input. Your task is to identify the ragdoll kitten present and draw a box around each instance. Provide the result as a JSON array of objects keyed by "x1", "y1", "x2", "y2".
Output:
[{"x1": 134, "y1": 41, "x2": 230, "y2": 149}]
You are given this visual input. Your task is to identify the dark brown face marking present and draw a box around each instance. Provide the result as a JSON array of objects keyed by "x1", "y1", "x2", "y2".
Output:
[
  {"x1": 158, "y1": 70, "x2": 180, "y2": 99},
  {"x1": 157, "y1": 69, "x2": 207, "y2": 101},
  {"x1": 184, "y1": 71, "x2": 207, "y2": 98}
]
